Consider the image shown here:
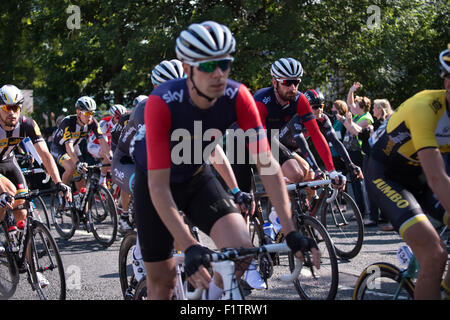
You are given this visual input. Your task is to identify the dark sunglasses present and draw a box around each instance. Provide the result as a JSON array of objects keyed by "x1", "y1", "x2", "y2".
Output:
[
  {"x1": 311, "y1": 104, "x2": 324, "y2": 110},
  {"x1": 277, "y1": 79, "x2": 301, "y2": 87},
  {"x1": 190, "y1": 58, "x2": 234, "y2": 73},
  {"x1": 1, "y1": 104, "x2": 21, "y2": 112}
]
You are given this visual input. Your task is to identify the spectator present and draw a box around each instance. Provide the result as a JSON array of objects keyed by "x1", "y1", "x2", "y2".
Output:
[
  {"x1": 342, "y1": 82, "x2": 374, "y2": 223},
  {"x1": 329, "y1": 100, "x2": 349, "y2": 173},
  {"x1": 359, "y1": 98, "x2": 394, "y2": 230}
]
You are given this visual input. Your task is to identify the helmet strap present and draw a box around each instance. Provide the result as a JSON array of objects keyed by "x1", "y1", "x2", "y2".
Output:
[{"x1": 189, "y1": 66, "x2": 215, "y2": 103}]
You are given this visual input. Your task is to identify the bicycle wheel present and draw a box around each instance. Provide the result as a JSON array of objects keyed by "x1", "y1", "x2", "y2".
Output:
[
  {"x1": 289, "y1": 214, "x2": 339, "y2": 300},
  {"x1": 134, "y1": 276, "x2": 147, "y2": 300},
  {"x1": 119, "y1": 231, "x2": 138, "y2": 299},
  {"x1": 29, "y1": 221, "x2": 66, "y2": 300},
  {"x1": 32, "y1": 196, "x2": 51, "y2": 230},
  {"x1": 0, "y1": 240, "x2": 19, "y2": 299},
  {"x1": 50, "y1": 194, "x2": 78, "y2": 239},
  {"x1": 353, "y1": 262, "x2": 415, "y2": 300},
  {"x1": 87, "y1": 185, "x2": 118, "y2": 247},
  {"x1": 319, "y1": 190, "x2": 364, "y2": 260}
]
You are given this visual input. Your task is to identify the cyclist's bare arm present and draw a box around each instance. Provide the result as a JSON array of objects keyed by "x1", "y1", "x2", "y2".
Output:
[
  {"x1": 98, "y1": 137, "x2": 113, "y2": 163},
  {"x1": 418, "y1": 147, "x2": 450, "y2": 221},
  {"x1": 64, "y1": 141, "x2": 80, "y2": 163},
  {"x1": 209, "y1": 144, "x2": 239, "y2": 193}
]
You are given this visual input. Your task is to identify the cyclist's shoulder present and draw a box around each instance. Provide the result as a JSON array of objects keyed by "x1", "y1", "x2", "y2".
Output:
[
  {"x1": 390, "y1": 90, "x2": 446, "y2": 125},
  {"x1": 253, "y1": 86, "x2": 273, "y2": 102}
]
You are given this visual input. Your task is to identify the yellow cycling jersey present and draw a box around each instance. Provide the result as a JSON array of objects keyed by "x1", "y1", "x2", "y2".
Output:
[{"x1": 372, "y1": 90, "x2": 449, "y2": 167}]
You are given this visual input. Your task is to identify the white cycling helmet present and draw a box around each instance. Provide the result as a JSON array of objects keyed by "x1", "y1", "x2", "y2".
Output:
[
  {"x1": 75, "y1": 96, "x2": 97, "y2": 111},
  {"x1": 439, "y1": 43, "x2": 450, "y2": 79},
  {"x1": 151, "y1": 59, "x2": 185, "y2": 86},
  {"x1": 175, "y1": 20, "x2": 236, "y2": 62},
  {"x1": 132, "y1": 95, "x2": 147, "y2": 107},
  {"x1": 109, "y1": 104, "x2": 127, "y2": 118},
  {"x1": 0, "y1": 84, "x2": 24, "y2": 106},
  {"x1": 271, "y1": 58, "x2": 303, "y2": 79}
]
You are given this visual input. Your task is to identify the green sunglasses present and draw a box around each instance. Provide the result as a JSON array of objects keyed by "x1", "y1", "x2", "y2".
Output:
[{"x1": 189, "y1": 57, "x2": 234, "y2": 73}]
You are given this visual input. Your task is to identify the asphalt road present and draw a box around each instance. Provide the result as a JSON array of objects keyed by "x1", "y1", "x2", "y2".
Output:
[{"x1": 8, "y1": 193, "x2": 409, "y2": 300}]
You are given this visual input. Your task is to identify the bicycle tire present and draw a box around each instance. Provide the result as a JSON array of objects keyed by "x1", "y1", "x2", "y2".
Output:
[
  {"x1": 32, "y1": 196, "x2": 51, "y2": 231},
  {"x1": 50, "y1": 194, "x2": 78, "y2": 240},
  {"x1": 134, "y1": 276, "x2": 147, "y2": 300},
  {"x1": 119, "y1": 231, "x2": 137, "y2": 299},
  {"x1": 88, "y1": 185, "x2": 118, "y2": 247},
  {"x1": 29, "y1": 221, "x2": 66, "y2": 300},
  {"x1": 289, "y1": 214, "x2": 339, "y2": 300},
  {"x1": 319, "y1": 190, "x2": 364, "y2": 260},
  {"x1": 0, "y1": 240, "x2": 19, "y2": 299},
  {"x1": 353, "y1": 262, "x2": 415, "y2": 300}
]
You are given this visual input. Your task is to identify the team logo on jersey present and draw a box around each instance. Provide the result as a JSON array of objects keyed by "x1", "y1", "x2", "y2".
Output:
[
  {"x1": 33, "y1": 120, "x2": 42, "y2": 136},
  {"x1": 430, "y1": 99, "x2": 442, "y2": 114},
  {"x1": 224, "y1": 87, "x2": 238, "y2": 100},
  {"x1": 262, "y1": 96, "x2": 271, "y2": 105},
  {"x1": 162, "y1": 90, "x2": 183, "y2": 104}
]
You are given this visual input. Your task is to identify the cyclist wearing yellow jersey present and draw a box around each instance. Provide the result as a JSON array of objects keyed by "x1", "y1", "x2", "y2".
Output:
[{"x1": 366, "y1": 45, "x2": 450, "y2": 299}]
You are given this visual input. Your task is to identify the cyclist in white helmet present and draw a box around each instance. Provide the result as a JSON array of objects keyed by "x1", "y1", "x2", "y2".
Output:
[
  {"x1": 134, "y1": 21, "x2": 320, "y2": 300},
  {"x1": 51, "y1": 96, "x2": 111, "y2": 193},
  {"x1": 87, "y1": 103, "x2": 127, "y2": 187}
]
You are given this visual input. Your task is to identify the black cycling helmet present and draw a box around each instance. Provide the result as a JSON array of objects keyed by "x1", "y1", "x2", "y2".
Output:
[{"x1": 304, "y1": 89, "x2": 325, "y2": 107}]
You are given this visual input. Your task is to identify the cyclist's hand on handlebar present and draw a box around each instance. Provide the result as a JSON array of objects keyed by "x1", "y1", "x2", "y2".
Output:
[
  {"x1": 329, "y1": 170, "x2": 346, "y2": 190},
  {"x1": 348, "y1": 163, "x2": 363, "y2": 181},
  {"x1": 56, "y1": 182, "x2": 72, "y2": 203},
  {"x1": 184, "y1": 244, "x2": 213, "y2": 289},
  {"x1": 0, "y1": 192, "x2": 14, "y2": 210},
  {"x1": 286, "y1": 231, "x2": 321, "y2": 270},
  {"x1": 233, "y1": 190, "x2": 254, "y2": 215},
  {"x1": 76, "y1": 161, "x2": 88, "y2": 174}
]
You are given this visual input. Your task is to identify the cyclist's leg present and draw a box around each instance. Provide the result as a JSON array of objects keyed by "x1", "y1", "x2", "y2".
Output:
[
  {"x1": 59, "y1": 153, "x2": 77, "y2": 186},
  {"x1": 134, "y1": 166, "x2": 176, "y2": 299},
  {"x1": 0, "y1": 174, "x2": 17, "y2": 221},
  {"x1": 366, "y1": 160, "x2": 447, "y2": 299},
  {"x1": 186, "y1": 166, "x2": 253, "y2": 286},
  {"x1": 6, "y1": 157, "x2": 29, "y2": 222},
  {"x1": 419, "y1": 188, "x2": 450, "y2": 297},
  {"x1": 279, "y1": 144, "x2": 308, "y2": 183}
]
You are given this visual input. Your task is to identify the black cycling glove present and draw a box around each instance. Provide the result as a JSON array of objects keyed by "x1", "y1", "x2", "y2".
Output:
[
  {"x1": 0, "y1": 192, "x2": 14, "y2": 208},
  {"x1": 56, "y1": 182, "x2": 71, "y2": 194},
  {"x1": 286, "y1": 231, "x2": 319, "y2": 256},
  {"x1": 233, "y1": 191, "x2": 253, "y2": 208},
  {"x1": 184, "y1": 245, "x2": 213, "y2": 277}
]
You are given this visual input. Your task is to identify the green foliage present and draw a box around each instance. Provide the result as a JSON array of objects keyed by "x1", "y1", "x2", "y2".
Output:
[{"x1": 0, "y1": 0, "x2": 448, "y2": 126}]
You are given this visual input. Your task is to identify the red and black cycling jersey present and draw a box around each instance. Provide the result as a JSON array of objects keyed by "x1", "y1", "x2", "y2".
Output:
[
  {"x1": 144, "y1": 78, "x2": 269, "y2": 183},
  {"x1": 51, "y1": 115, "x2": 103, "y2": 150},
  {"x1": 280, "y1": 113, "x2": 354, "y2": 171},
  {"x1": 0, "y1": 114, "x2": 44, "y2": 161},
  {"x1": 253, "y1": 86, "x2": 335, "y2": 172}
]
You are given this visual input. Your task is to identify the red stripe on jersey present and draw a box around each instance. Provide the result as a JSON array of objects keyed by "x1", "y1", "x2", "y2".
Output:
[
  {"x1": 145, "y1": 95, "x2": 172, "y2": 170},
  {"x1": 255, "y1": 101, "x2": 269, "y2": 129},
  {"x1": 296, "y1": 94, "x2": 335, "y2": 172}
]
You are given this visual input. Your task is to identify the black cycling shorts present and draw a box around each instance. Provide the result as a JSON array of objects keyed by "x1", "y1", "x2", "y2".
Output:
[
  {"x1": 0, "y1": 157, "x2": 28, "y2": 195},
  {"x1": 366, "y1": 156, "x2": 448, "y2": 239},
  {"x1": 134, "y1": 164, "x2": 239, "y2": 262}
]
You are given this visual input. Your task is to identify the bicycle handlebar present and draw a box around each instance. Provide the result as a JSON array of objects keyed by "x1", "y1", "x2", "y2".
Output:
[
  {"x1": 14, "y1": 187, "x2": 58, "y2": 201},
  {"x1": 22, "y1": 167, "x2": 51, "y2": 184}
]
